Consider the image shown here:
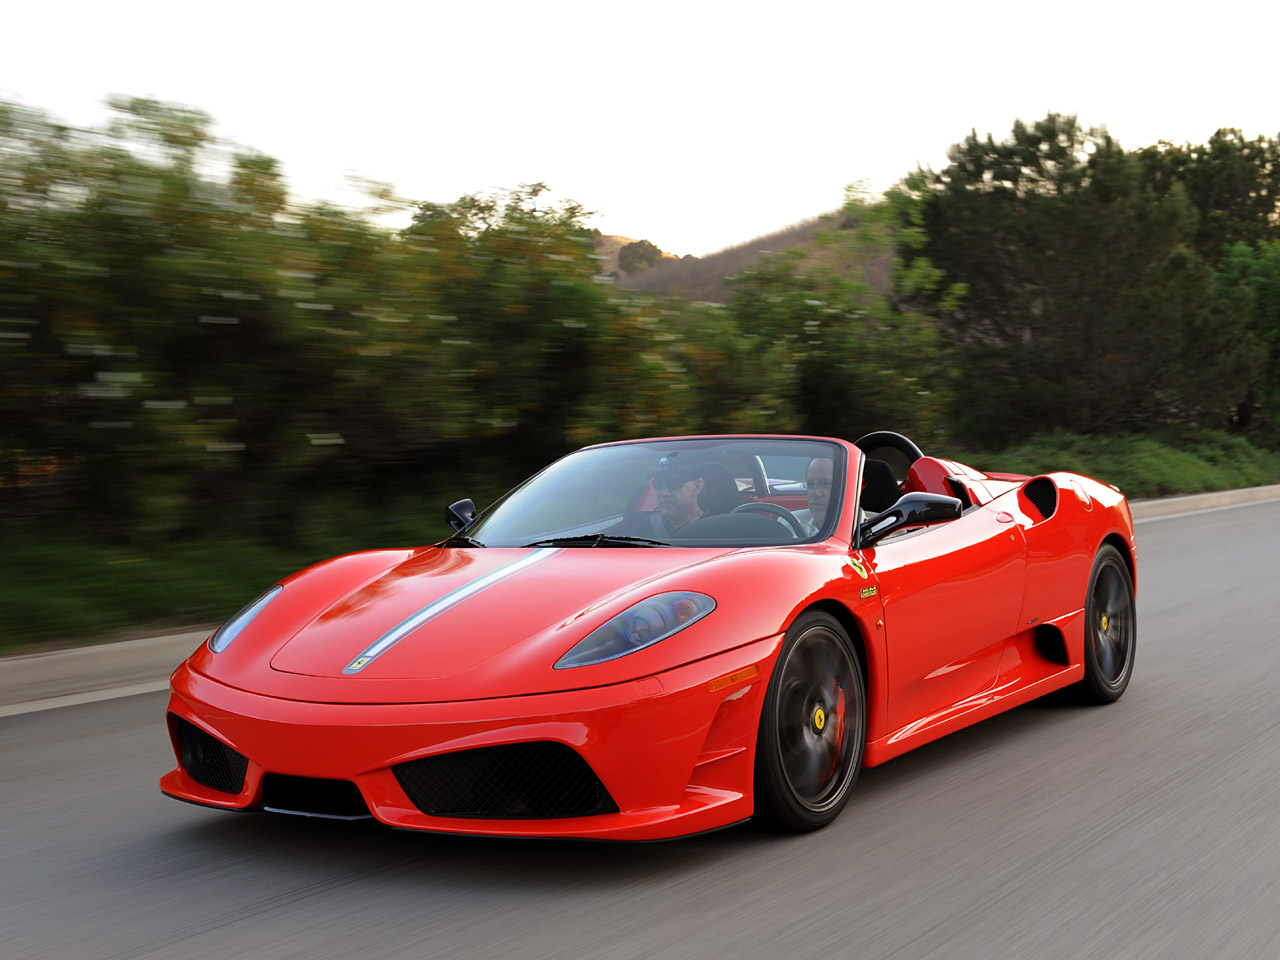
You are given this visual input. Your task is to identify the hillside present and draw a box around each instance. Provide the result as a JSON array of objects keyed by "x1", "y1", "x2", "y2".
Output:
[
  {"x1": 592, "y1": 234, "x2": 679, "y2": 277},
  {"x1": 591, "y1": 234, "x2": 635, "y2": 277},
  {"x1": 612, "y1": 214, "x2": 893, "y2": 303}
]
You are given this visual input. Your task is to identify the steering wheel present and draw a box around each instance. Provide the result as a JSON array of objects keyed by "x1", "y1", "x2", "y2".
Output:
[
  {"x1": 732, "y1": 501, "x2": 807, "y2": 538},
  {"x1": 853, "y1": 431, "x2": 924, "y2": 483}
]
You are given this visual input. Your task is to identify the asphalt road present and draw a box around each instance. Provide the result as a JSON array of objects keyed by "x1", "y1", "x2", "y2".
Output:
[{"x1": 3, "y1": 502, "x2": 1279, "y2": 960}]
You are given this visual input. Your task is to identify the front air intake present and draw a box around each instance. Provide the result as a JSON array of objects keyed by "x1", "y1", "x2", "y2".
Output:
[
  {"x1": 173, "y1": 715, "x2": 248, "y2": 795},
  {"x1": 393, "y1": 742, "x2": 619, "y2": 819},
  {"x1": 1022, "y1": 477, "x2": 1058, "y2": 520},
  {"x1": 261, "y1": 774, "x2": 371, "y2": 819}
]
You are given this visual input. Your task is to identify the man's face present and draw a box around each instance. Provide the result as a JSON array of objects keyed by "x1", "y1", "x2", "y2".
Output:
[
  {"x1": 806, "y1": 458, "x2": 834, "y2": 526},
  {"x1": 655, "y1": 475, "x2": 704, "y2": 529}
]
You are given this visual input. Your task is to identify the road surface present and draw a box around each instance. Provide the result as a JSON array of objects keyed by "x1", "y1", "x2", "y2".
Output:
[{"x1": 2, "y1": 502, "x2": 1278, "y2": 959}]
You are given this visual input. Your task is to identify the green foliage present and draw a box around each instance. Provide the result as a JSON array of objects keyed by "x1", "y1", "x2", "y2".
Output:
[
  {"x1": 0, "y1": 104, "x2": 834, "y2": 553},
  {"x1": 1135, "y1": 130, "x2": 1280, "y2": 263},
  {"x1": 721, "y1": 182, "x2": 952, "y2": 445},
  {"x1": 1214, "y1": 240, "x2": 1280, "y2": 442},
  {"x1": 974, "y1": 429, "x2": 1280, "y2": 498},
  {"x1": 618, "y1": 239, "x2": 664, "y2": 274},
  {"x1": 903, "y1": 114, "x2": 1265, "y2": 445},
  {"x1": 0, "y1": 497, "x2": 456, "y2": 650}
]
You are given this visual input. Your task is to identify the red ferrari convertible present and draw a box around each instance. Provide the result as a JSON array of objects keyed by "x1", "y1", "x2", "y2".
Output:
[{"x1": 161, "y1": 432, "x2": 1137, "y2": 838}]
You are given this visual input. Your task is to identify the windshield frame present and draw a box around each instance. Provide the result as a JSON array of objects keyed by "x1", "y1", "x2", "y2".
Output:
[{"x1": 457, "y1": 436, "x2": 849, "y2": 548}]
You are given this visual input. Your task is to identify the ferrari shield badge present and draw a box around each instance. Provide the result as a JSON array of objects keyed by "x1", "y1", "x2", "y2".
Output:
[{"x1": 845, "y1": 557, "x2": 868, "y2": 580}]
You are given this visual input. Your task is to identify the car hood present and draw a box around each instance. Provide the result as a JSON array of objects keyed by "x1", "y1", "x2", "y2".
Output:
[{"x1": 188, "y1": 544, "x2": 787, "y2": 703}]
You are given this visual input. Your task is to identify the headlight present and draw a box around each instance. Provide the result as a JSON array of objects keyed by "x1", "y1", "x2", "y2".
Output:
[
  {"x1": 208, "y1": 585, "x2": 283, "y2": 653},
  {"x1": 554, "y1": 591, "x2": 715, "y2": 669}
]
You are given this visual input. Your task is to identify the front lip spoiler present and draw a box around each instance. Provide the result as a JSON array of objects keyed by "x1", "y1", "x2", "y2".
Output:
[
  {"x1": 262, "y1": 806, "x2": 374, "y2": 821},
  {"x1": 159, "y1": 788, "x2": 257, "y2": 813}
]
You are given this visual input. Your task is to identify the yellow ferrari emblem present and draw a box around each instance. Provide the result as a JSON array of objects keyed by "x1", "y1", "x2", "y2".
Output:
[
  {"x1": 814, "y1": 707, "x2": 826, "y2": 731},
  {"x1": 1100, "y1": 615, "x2": 1109, "y2": 632},
  {"x1": 846, "y1": 557, "x2": 868, "y2": 580},
  {"x1": 348, "y1": 656, "x2": 370, "y2": 670}
]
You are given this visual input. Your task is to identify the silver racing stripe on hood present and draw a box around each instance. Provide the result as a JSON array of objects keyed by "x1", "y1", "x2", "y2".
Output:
[{"x1": 342, "y1": 548, "x2": 563, "y2": 675}]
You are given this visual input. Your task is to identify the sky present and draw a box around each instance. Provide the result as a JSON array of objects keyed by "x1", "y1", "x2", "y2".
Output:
[{"x1": 5, "y1": 0, "x2": 1279, "y2": 256}]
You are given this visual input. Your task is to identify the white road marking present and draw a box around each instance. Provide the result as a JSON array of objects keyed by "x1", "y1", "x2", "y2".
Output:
[{"x1": 0, "y1": 680, "x2": 170, "y2": 718}]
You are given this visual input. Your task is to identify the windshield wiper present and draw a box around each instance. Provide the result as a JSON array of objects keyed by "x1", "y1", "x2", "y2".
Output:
[
  {"x1": 438, "y1": 534, "x2": 487, "y2": 548},
  {"x1": 522, "y1": 534, "x2": 670, "y2": 548}
]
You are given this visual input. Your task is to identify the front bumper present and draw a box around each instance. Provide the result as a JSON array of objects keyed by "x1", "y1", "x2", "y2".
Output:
[{"x1": 160, "y1": 634, "x2": 781, "y2": 840}]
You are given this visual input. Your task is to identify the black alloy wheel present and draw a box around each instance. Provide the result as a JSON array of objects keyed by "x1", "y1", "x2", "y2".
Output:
[
  {"x1": 1080, "y1": 544, "x2": 1137, "y2": 703},
  {"x1": 754, "y1": 611, "x2": 866, "y2": 831}
]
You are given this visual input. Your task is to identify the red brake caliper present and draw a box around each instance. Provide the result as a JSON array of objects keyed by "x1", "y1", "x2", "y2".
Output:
[
  {"x1": 832, "y1": 687, "x2": 846, "y2": 754},
  {"x1": 822, "y1": 684, "x2": 847, "y2": 779}
]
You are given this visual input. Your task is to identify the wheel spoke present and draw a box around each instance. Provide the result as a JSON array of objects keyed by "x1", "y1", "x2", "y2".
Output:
[
  {"x1": 802, "y1": 640, "x2": 838, "y2": 688},
  {"x1": 1104, "y1": 570, "x2": 1125, "y2": 613},
  {"x1": 1095, "y1": 629, "x2": 1115, "y2": 678}
]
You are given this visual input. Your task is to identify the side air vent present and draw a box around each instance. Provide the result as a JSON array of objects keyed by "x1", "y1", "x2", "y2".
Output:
[
  {"x1": 1035, "y1": 624, "x2": 1070, "y2": 666},
  {"x1": 393, "y1": 741, "x2": 618, "y2": 820},
  {"x1": 173, "y1": 715, "x2": 248, "y2": 795},
  {"x1": 1022, "y1": 477, "x2": 1058, "y2": 520}
]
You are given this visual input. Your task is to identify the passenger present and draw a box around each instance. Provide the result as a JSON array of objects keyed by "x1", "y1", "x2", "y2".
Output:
[{"x1": 792, "y1": 457, "x2": 834, "y2": 535}]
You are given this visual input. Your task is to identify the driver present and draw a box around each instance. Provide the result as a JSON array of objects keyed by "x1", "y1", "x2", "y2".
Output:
[
  {"x1": 646, "y1": 456, "x2": 707, "y2": 537},
  {"x1": 792, "y1": 457, "x2": 834, "y2": 535}
]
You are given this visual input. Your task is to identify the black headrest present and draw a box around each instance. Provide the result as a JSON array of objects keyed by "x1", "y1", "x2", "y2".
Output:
[
  {"x1": 697, "y1": 461, "x2": 743, "y2": 516},
  {"x1": 861, "y1": 459, "x2": 901, "y2": 514}
]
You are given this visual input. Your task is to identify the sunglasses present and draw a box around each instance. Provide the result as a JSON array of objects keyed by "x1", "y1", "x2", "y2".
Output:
[{"x1": 652, "y1": 472, "x2": 694, "y2": 491}]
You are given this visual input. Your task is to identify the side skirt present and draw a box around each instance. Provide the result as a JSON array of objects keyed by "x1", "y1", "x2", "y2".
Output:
[{"x1": 863, "y1": 608, "x2": 1085, "y2": 767}]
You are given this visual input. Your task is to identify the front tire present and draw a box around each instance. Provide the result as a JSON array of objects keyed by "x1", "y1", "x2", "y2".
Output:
[
  {"x1": 1079, "y1": 544, "x2": 1136, "y2": 703},
  {"x1": 754, "y1": 611, "x2": 866, "y2": 831}
]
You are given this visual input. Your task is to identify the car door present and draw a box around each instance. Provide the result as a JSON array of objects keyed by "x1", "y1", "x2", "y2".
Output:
[{"x1": 861, "y1": 506, "x2": 1027, "y2": 734}]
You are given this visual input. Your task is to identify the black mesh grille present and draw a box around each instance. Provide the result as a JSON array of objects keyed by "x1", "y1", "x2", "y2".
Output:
[
  {"x1": 261, "y1": 774, "x2": 371, "y2": 818},
  {"x1": 174, "y1": 715, "x2": 248, "y2": 795},
  {"x1": 394, "y1": 742, "x2": 618, "y2": 819},
  {"x1": 1023, "y1": 478, "x2": 1058, "y2": 520}
]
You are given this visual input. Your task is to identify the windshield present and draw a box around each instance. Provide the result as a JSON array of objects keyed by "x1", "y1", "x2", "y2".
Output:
[{"x1": 463, "y1": 438, "x2": 846, "y2": 547}]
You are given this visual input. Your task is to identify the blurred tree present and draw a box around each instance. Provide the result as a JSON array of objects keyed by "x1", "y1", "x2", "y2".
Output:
[
  {"x1": 1136, "y1": 130, "x2": 1280, "y2": 264},
  {"x1": 618, "y1": 239, "x2": 664, "y2": 274},
  {"x1": 403, "y1": 183, "x2": 615, "y2": 483},
  {"x1": 900, "y1": 114, "x2": 1264, "y2": 445},
  {"x1": 1215, "y1": 240, "x2": 1280, "y2": 441},
  {"x1": 726, "y1": 182, "x2": 951, "y2": 444}
]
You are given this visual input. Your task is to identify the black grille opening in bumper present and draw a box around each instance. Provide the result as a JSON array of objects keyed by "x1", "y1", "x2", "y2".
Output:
[
  {"x1": 261, "y1": 774, "x2": 372, "y2": 819},
  {"x1": 393, "y1": 742, "x2": 619, "y2": 819},
  {"x1": 174, "y1": 715, "x2": 248, "y2": 795}
]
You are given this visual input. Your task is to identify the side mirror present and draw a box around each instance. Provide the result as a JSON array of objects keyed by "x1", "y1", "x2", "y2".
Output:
[
  {"x1": 859, "y1": 492, "x2": 962, "y2": 547},
  {"x1": 445, "y1": 498, "x2": 476, "y2": 532}
]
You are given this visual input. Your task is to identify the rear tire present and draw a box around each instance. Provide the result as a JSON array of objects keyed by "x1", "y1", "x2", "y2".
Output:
[
  {"x1": 1079, "y1": 544, "x2": 1136, "y2": 704},
  {"x1": 754, "y1": 612, "x2": 866, "y2": 831}
]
